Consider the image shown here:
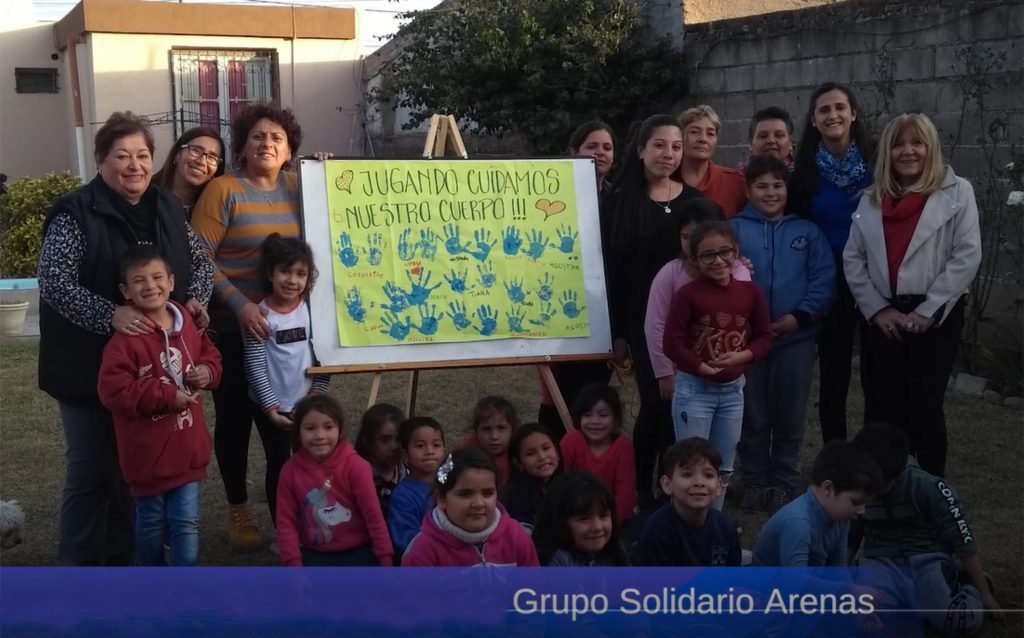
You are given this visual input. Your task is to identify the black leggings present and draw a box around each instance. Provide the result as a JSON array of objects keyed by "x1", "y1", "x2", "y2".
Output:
[{"x1": 211, "y1": 332, "x2": 291, "y2": 522}]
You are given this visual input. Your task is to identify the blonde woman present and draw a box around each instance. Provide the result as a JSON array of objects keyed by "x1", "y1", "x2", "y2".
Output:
[
  {"x1": 677, "y1": 105, "x2": 746, "y2": 217},
  {"x1": 844, "y1": 113, "x2": 981, "y2": 477}
]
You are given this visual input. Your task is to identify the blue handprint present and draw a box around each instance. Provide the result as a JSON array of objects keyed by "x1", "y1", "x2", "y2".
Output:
[
  {"x1": 502, "y1": 226, "x2": 523, "y2": 256},
  {"x1": 443, "y1": 224, "x2": 472, "y2": 256},
  {"x1": 345, "y1": 287, "x2": 366, "y2": 323},
  {"x1": 555, "y1": 225, "x2": 578, "y2": 254},
  {"x1": 529, "y1": 302, "x2": 558, "y2": 327},
  {"x1": 406, "y1": 269, "x2": 442, "y2": 306},
  {"x1": 337, "y1": 232, "x2": 358, "y2": 268},
  {"x1": 477, "y1": 263, "x2": 496, "y2": 289},
  {"x1": 366, "y1": 232, "x2": 385, "y2": 266},
  {"x1": 473, "y1": 305, "x2": 498, "y2": 336},
  {"x1": 470, "y1": 229, "x2": 496, "y2": 262},
  {"x1": 414, "y1": 304, "x2": 443, "y2": 336},
  {"x1": 418, "y1": 229, "x2": 440, "y2": 260},
  {"x1": 523, "y1": 229, "x2": 553, "y2": 261},
  {"x1": 504, "y1": 277, "x2": 528, "y2": 304},
  {"x1": 397, "y1": 228, "x2": 417, "y2": 261},
  {"x1": 506, "y1": 307, "x2": 527, "y2": 333},
  {"x1": 444, "y1": 268, "x2": 471, "y2": 293},
  {"x1": 382, "y1": 281, "x2": 409, "y2": 314},
  {"x1": 560, "y1": 290, "x2": 585, "y2": 319},
  {"x1": 448, "y1": 301, "x2": 472, "y2": 330},
  {"x1": 380, "y1": 312, "x2": 412, "y2": 341},
  {"x1": 536, "y1": 273, "x2": 555, "y2": 302}
]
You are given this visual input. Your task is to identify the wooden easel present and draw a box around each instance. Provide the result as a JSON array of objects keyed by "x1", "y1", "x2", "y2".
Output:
[{"x1": 362, "y1": 113, "x2": 574, "y2": 431}]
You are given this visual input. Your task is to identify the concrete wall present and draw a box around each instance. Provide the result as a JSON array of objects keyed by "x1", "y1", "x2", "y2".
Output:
[
  {"x1": 0, "y1": 15, "x2": 74, "y2": 179},
  {"x1": 75, "y1": 32, "x2": 362, "y2": 175},
  {"x1": 685, "y1": 0, "x2": 837, "y2": 24}
]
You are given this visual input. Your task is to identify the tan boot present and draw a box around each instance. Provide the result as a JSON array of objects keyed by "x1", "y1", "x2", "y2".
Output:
[{"x1": 226, "y1": 503, "x2": 263, "y2": 552}]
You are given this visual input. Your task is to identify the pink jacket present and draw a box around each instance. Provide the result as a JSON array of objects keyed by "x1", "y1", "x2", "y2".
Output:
[
  {"x1": 276, "y1": 441, "x2": 393, "y2": 567},
  {"x1": 645, "y1": 258, "x2": 750, "y2": 380},
  {"x1": 402, "y1": 503, "x2": 540, "y2": 567}
]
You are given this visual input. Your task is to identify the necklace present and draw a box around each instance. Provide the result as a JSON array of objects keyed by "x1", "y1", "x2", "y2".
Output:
[{"x1": 653, "y1": 182, "x2": 674, "y2": 214}]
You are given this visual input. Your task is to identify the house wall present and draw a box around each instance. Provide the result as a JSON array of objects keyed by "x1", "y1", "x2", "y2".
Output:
[
  {"x1": 0, "y1": 18, "x2": 73, "y2": 179},
  {"x1": 76, "y1": 32, "x2": 362, "y2": 175}
]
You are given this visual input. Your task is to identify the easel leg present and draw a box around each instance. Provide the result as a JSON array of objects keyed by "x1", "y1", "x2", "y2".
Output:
[
  {"x1": 406, "y1": 370, "x2": 420, "y2": 417},
  {"x1": 537, "y1": 364, "x2": 572, "y2": 432},
  {"x1": 367, "y1": 372, "x2": 383, "y2": 410}
]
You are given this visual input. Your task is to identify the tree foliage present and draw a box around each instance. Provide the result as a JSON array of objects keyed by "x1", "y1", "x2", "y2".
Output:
[
  {"x1": 0, "y1": 172, "x2": 82, "y2": 278},
  {"x1": 371, "y1": 0, "x2": 688, "y2": 154}
]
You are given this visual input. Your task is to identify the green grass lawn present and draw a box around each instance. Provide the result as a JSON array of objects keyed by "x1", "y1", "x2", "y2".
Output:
[{"x1": 1, "y1": 340, "x2": 1020, "y2": 633}]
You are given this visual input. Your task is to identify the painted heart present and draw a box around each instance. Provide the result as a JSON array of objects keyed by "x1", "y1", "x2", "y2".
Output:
[
  {"x1": 716, "y1": 312, "x2": 731, "y2": 328},
  {"x1": 535, "y1": 199, "x2": 567, "y2": 219},
  {"x1": 334, "y1": 170, "x2": 354, "y2": 193},
  {"x1": 410, "y1": 264, "x2": 422, "y2": 276}
]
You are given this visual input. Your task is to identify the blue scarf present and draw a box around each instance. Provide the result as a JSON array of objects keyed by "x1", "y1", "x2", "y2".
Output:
[{"x1": 815, "y1": 141, "x2": 868, "y2": 198}]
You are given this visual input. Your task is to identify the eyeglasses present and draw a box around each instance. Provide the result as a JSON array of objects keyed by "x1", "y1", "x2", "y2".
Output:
[
  {"x1": 181, "y1": 144, "x2": 222, "y2": 167},
  {"x1": 696, "y1": 246, "x2": 736, "y2": 265}
]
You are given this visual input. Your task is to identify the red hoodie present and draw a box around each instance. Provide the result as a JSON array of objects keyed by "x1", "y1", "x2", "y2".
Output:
[
  {"x1": 276, "y1": 440, "x2": 394, "y2": 567},
  {"x1": 97, "y1": 302, "x2": 221, "y2": 497},
  {"x1": 401, "y1": 503, "x2": 540, "y2": 567}
]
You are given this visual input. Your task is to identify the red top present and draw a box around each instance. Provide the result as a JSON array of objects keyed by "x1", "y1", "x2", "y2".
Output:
[
  {"x1": 881, "y1": 191, "x2": 927, "y2": 296},
  {"x1": 97, "y1": 302, "x2": 221, "y2": 497},
  {"x1": 663, "y1": 277, "x2": 773, "y2": 383},
  {"x1": 559, "y1": 429, "x2": 636, "y2": 523},
  {"x1": 460, "y1": 432, "x2": 510, "y2": 489},
  {"x1": 696, "y1": 162, "x2": 747, "y2": 218},
  {"x1": 275, "y1": 441, "x2": 394, "y2": 567}
]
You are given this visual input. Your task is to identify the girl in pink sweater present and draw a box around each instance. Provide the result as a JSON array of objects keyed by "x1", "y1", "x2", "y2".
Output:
[{"x1": 275, "y1": 395, "x2": 393, "y2": 566}]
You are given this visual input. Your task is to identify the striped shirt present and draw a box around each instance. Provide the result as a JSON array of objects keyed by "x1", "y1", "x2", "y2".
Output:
[{"x1": 190, "y1": 171, "x2": 301, "y2": 318}]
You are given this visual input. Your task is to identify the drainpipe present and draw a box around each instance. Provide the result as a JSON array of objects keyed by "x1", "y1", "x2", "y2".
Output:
[{"x1": 66, "y1": 35, "x2": 87, "y2": 180}]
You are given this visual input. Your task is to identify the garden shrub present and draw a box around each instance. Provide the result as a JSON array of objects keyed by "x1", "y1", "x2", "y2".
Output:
[{"x1": 0, "y1": 172, "x2": 81, "y2": 278}]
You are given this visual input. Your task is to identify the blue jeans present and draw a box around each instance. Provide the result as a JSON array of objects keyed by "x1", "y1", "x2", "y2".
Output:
[
  {"x1": 671, "y1": 372, "x2": 745, "y2": 510},
  {"x1": 58, "y1": 402, "x2": 134, "y2": 565},
  {"x1": 738, "y1": 338, "x2": 816, "y2": 492},
  {"x1": 134, "y1": 481, "x2": 201, "y2": 566}
]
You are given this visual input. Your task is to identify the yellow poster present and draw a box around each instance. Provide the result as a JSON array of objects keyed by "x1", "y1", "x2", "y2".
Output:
[{"x1": 324, "y1": 160, "x2": 588, "y2": 346}]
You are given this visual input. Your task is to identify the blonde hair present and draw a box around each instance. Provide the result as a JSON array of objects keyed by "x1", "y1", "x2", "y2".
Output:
[
  {"x1": 678, "y1": 105, "x2": 721, "y2": 133},
  {"x1": 872, "y1": 113, "x2": 945, "y2": 203}
]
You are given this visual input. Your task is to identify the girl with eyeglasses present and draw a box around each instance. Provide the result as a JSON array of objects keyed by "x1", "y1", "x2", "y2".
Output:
[
  {"x1": 662, "y1": 221, "x2": 773, "y2": 509},
  {"x1": 153, "y1": 127, "x2": 226, "y2": 221}
]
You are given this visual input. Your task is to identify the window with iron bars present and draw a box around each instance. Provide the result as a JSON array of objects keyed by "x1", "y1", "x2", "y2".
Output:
[{"x1": 170, "y1": 48, "x2": 278, "y2": 163}]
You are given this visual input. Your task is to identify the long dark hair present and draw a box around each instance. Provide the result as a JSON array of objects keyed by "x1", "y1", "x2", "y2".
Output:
[
  {"x1": 355, "y1": 402, "x2": 406, "y2": 461},
  {"x1": 605, "y1": 114, "x2": 683, "y2": 250},
  {"x1": 153, "y1": 126, "x2": 226, "y2": 195},
  {"x1": 789, "y1": 82, "x2": 875, "y2": 218},
  {"x1": 532, "y1": 471, "x2": 628, "y2": 566}
]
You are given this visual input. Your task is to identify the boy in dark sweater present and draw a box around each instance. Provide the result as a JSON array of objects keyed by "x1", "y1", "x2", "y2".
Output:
[
  {"x1": 632, "y1": 437, "x2": 741, "y2": 566},
  {"x1": 853, "y1": 423, "x2": 1003, "y2": 634}
]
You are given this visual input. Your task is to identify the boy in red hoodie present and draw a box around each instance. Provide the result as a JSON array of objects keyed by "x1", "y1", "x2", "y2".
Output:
[{"x1": 98, "y1": 245, "x2": 221, "y2": 566}]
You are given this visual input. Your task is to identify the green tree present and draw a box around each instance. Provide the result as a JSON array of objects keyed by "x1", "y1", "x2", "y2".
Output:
[
  {"x1": 0, "y1": 172, "x2": 82, "y2": 278},
  {"x1": 371, "y1": 0, "x2": 687, "y2": 154}
]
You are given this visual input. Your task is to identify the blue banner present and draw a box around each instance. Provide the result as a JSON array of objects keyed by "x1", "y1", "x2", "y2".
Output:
[{"x1": 0, "y1": 567, "x2": 924, "y2": 637}]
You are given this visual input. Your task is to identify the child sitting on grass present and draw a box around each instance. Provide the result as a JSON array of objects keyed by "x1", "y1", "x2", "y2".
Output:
[
  {"x1": 632, "y1": 437, "x2": 740, "y2": 566},
  {"x1": 753, "y1": 440, "x2": 882, "y2": 566},
  {"x1": 354, "y1": 403, "x2": 407, "y2": 520},
  {"x1": 461, "y1": 396, "x2": 518, "y2": 489},
  {"x1": 853, "y1": 422, "x2": 1004, "y2": 633},
  {"x1": 388, "y1": 417, "x2": 446, "y2": 557}
]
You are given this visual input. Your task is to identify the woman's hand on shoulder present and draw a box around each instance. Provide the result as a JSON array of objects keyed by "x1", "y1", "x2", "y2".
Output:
[
  {"x1": 112, "y1": 305, "x2": 157, "y2": 336},
  {"x1": 185, "y1": 298, "x2": 210, "y2": 330},
  {"x1": 239, "y1": 301, "x2": 269, "y2": 340}
]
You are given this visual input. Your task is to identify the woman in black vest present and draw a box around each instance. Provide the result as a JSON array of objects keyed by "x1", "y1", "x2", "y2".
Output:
[{"x1": 37, "y1": 111, "x2": 213, "y2": 565}]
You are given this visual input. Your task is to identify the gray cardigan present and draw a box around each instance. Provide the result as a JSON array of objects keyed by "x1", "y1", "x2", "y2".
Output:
[{"x1": 843, "y1": 166, "x2": 981, "y2": 326}]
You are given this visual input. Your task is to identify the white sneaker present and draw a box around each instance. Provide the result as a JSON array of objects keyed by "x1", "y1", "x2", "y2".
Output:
[{"x1": 741, "y1": 548, "x2": 753, "y2": 566}]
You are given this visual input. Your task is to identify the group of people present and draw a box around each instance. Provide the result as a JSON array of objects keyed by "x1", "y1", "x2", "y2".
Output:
[{"x1": 35, "y1": 78, "x2": 997, "y2": 633}]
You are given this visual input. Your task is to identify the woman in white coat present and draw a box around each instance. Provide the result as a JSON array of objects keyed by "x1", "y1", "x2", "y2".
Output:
[{"x1": 844, "y1": 113, "x2": 981, "y2": 477}]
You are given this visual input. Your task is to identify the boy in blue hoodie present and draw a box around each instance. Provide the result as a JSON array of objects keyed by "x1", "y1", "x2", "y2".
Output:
[{"x1": 732, "y1": 155, "x2": 835, "y2": 513}]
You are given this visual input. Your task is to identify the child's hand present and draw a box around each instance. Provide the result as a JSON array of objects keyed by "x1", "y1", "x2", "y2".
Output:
[
  {"x1": 185, "y1": 364, "x2": 212, "y2": 389},
  {"x1": 771, "y1": 314, "x2": 798, "y2": 337},
  {"x1": 267, "y1": 410, "x2": 293, "y2": 430},
  {"x1": 709, "y1": 350, "x2": 751, "y2": 369},
  {"x1": 658, "y1": 375, "x2": 675, "y2": 400},
  {"x1": 171, "y1": 390, "x2": 198, "y2": 412},
  {"x1": 982, "y1": 591, "x2": 1005, "y2": 621},
  {"x1": 697, "y1": 362, "x2": 719, "y2": 376}
]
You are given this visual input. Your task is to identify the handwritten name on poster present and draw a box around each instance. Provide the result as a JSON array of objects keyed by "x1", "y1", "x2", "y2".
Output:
[{"x1": 324, "y1": 160, "x2": 588, "y2": 347}]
